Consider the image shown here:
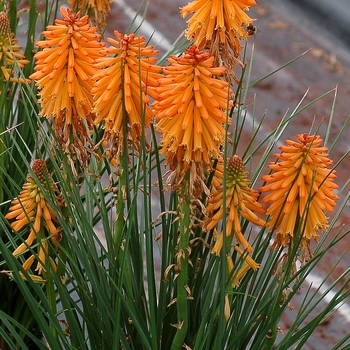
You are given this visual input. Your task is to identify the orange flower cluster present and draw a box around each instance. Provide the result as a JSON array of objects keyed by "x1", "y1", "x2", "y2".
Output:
[
  {"x1": 180, "y1": 0, "x2": 256, "y2": 68},
  {"x1": 0, "y1": 11, "x2": 30, "y2": 87},
  {"x1": 92, "y1": 30, "x2": 161, "y2": 165},
  {"x1": 260, "y1": 134, "x2": 339, "y2": 258},
  {"x1": 3, "y1": 160, "x2": 64, "y2": 283},
  {"x1": 30, "y1": 7, "x2": 106, "y2": 165},
  {"x1": 153, "y1": 46, "x2": 231, "y2": 187},
  {"x1": 204, "y1": 155, "x2": 265, "y2": 255}
]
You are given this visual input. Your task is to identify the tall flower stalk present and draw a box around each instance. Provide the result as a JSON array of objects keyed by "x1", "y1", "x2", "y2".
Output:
[
  {"x1": 92, "y1": 31, "x2": 161, "y2": 257},
  {"x1": 204, "y1": 155, "x2": 265, "y2": 283},
  {"x1": 153, "y1": 45, "x2": 233, "y2": 349},
  {"x1": 153, "y1": 45, "x2": 232, "y2": 195}
]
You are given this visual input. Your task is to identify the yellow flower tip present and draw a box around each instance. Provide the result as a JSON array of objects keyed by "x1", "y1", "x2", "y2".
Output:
[
  {"x1": 233, "y1": 245, "x2": 260, "y2": 270},
  {"x1": 224, "y1": 294, "x2": 231, "y2": 321},
  {"x1": 260, "y1": 133, "x2": 339, "y2": 253},
  {"x1": 36, "y1": 241, "x2": 49, "y2": 274},
  {"x1": 0, "y1": 270, "x2": 47, "y2": 284},
  {"x1": 226, "y1": 252, "x2": 257, "y2": 288},
  {"x1": 49, "y1": 257, "x2": 58, "y2": 273},
  {"x1": 22, "y1": 255, "x2": 36, "y2": 271},
  {"x1": 226, "y1": 254, "x2": 235, "y2": 271},
  {"x1": 12, "y1": 230, "x2": 36, "y2": 256},
  {"x1": 212, "y1": 233, "x2": 224, "y2": 255},
  {"x1": 231, "y1": 263, "x2": 252, "y2": 287}
]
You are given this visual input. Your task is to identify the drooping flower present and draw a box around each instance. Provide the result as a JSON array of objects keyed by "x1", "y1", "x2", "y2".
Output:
[
  {"x1": 180, "y1": 0, "x2": 256, "y2": 70},
  {"x1": 29, "y1": 7, "x2": 106, "y2": 166},
  {"x1": 153, "y1": 46, "x2": 232, "y2": 193},
  {"x1": 3, "y1": 159, "x2": 64, "y2": 282},
  {"x1": 260, "y1": 134, "x2": 339, "y2": 260},
  {"x1": 68, "y1": 0, "x2": 113, "y2": 31},
  {"x1": 92, "y1": 30, "x2": 162, "y2": 166},
  {"x1": 204, "y1": 155, "x2": 265, "y2": 255},
  {"x1": 0, "y1": 11, "x2": 30, "y2": 87},
  {"x1": 226, "y1": 245, "x2": 260, "y2": 287}
]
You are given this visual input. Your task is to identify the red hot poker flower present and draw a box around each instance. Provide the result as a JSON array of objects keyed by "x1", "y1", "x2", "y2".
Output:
[
  {"x1": 30, "y1": 7, "x2": 106, "y2": 166},
  {"x1": 153, "y1": 46, "x2": 232, "y2": 184},
  {"x1": 204, "y1": 155, "x2": 265, "y2": 255},
  {"x1": 260, "y1": 134, "x2": 339, "y2": 259},
  {"x1": 4, "y1": 160, "x2": 64, "y2": 282},
  {"x1": 92, "y1": 30, "x2": 162, "y2": 166}
]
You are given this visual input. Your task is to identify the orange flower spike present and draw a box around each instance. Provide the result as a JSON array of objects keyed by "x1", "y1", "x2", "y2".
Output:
[
  {"x1": 30, "y1": 6, "x2": 106, "y2": 122},
  {"x1": 153, "y1": 46, "x2": 231, "y2": 171},
  {"x1": 260, "y1": 134, "x2": 339, "y2": 255},
  {"x1": 5, "y1": 160, "x2": 64, "y2": 261},
  {"x1": 29, "y1": 7, "x2": 107, "y2": 165},
  {"x1": 204, "y1": 155, "x2": 266, "y2": 255},
  {"x1": 92, "y1": 30, "x2": 162, "y2": 164}
]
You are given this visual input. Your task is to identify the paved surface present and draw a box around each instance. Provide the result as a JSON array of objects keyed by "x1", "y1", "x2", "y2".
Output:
[
  {"x1": 290, "y1": 0, "x2": 350, "y2": 49},
  {"x1": 104, "y1": 1, "x2": 350, "y2": 348}
]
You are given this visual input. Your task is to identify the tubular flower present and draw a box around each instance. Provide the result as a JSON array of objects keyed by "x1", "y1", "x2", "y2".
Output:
[
  {"x1": 260, "y1": 134, "x2": 339, "y2": 259},
  {"x1": 3, "y1": 159, "x2": 64, "y2": 282},
  {"x1": 227, "y1": 246, "x2": 260, "y2": 287},
  {"x1": 204, "y1": 155, "x2": 265, "y2": 255},
  {"x1": 68, "y1": 0, "x2": 113, "y2": 30},
  {"x1": 180, "y1": 0, "x2": 256, "y2": 68},
  {"x1": 0, "y1": 11, "x2": 30, "y2": 87},
  {"x1": 29, "y1": 7, "x2": 106, "y2": 166},
  {"x1": 153, "y1": 46, "x2": 232, "y2": 191},
  {"x1": 92, "y1": 30, "x2": 162, "y2": 165}
]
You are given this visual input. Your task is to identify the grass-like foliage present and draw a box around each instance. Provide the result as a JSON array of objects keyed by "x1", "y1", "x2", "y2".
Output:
[{"x1": 0, "y1": 1, "x2": 349, "y2": 349}]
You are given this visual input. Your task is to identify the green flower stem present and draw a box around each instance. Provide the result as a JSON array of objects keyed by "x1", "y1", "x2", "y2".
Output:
[
  {"x1": 114, "y1": 155, "x2": 132, "y2": 290},
  {"x1": 262, "y1": 289, "x2": 284, "y2": 350},
  {"x1": 56, "y1": 207, "x2": 69, "y2": 278},
  {"x1": 38, "y1": 228, "x2": 59, "y2": 346},
  {"x1": 114, "y1": 156, "x2": 126, "y2": 250},
  {"x1": 45, "y1": 268, "x2": 58, "y2": 344},
  {"x1": 112, "y1": 154, "x2": 133, "y2": 346},
  {"x1": 171, "y1": 184, "x2": 191, "y2": 350}
]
